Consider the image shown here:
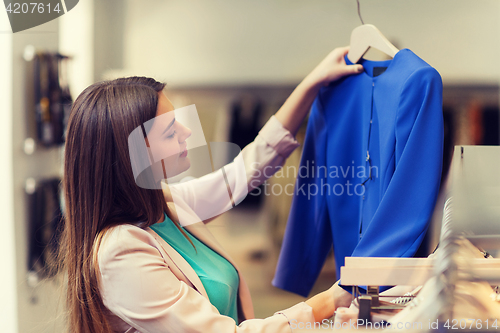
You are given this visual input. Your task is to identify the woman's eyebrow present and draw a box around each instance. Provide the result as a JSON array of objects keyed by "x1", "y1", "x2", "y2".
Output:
[{"x1": 162, "y1": 118, "x2": 176, "y2": 135}]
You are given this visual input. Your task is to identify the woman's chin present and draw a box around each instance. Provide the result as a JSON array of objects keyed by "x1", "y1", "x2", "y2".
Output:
[
  {"x1": 159, "y1": 158, "x2": 191, "y2": 181},
  {"x1": 182, "y1": 158, "x2": 191, "y2": 172},
  {"x1": 176, "y1": 158, "x2": 191, "y2": 175}
]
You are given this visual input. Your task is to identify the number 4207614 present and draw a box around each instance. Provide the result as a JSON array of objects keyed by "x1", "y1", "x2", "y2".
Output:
[
  {"x1": 444, "y1": 319, "x2": 498, "y2": 330},
  {"x1": 6, "y1": 2, "x2": 61, "y2": 14}
]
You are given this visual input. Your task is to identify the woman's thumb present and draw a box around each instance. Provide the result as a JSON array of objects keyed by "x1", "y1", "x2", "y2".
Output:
[{"x1": 350, "y1": 65, "x2": 364, "y2": 74}]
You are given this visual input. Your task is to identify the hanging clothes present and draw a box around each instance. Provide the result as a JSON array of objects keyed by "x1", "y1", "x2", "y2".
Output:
[
  {"x1": 27, "y1": 178, "x2": 64, "y2": 278},
  {"x1": 273, "y1": 49, "x2": 444, "y2": 297},
  {"x1": 33, "y1": 52, "x2": 72, "y2": 147},
  {"x1": 229, "y1": 95, "x2": 265, "y2": 206}
]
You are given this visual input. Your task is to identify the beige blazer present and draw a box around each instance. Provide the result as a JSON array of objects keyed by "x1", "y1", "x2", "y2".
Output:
[{"x1": 97, "y1": 116, "x2": 316, "y2": 333}]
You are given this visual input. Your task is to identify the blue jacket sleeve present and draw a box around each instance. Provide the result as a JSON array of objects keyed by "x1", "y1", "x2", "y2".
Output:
[
  {"x1": 349, "y1": 67, "x2": 444, "y2": 260},
  {"x1": 272, "y1": 94, "x2": 333, "y2": 297}
]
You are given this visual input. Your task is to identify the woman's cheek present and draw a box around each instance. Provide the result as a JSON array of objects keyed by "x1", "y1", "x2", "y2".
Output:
[
  {"x1": 164, "y1": 141, "x2": 182, "y2": 159},
  {"x1": 149, "y1": 140, "x2": 177, "y2": 162}
]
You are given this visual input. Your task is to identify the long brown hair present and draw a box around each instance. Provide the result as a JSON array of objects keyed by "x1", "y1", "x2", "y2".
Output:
[{"x1": 61, "y1": 77, "x2": 172, "y2": 332}]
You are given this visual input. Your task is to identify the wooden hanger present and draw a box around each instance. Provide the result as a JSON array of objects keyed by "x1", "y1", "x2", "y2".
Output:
[{"x1": 347, "y1": 24, "x2": 399, "y2": 64}]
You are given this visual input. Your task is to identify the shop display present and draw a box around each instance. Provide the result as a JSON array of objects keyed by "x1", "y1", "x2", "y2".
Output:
[
  {"x1": 27, "y1": 177, "x2": 64, "y2": 278},
  {"x1": 33, "y1": 52, "x2": 72, "y2": 147},
  {"x1": 332, "y1": 147, "x2": 500, "y2": 327},
  {"x1": 5, "y1": 1, "x2": 500, "y2": 332}
]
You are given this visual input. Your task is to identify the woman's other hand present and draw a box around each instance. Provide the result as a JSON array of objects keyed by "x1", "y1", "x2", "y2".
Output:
[
  {"x1": 331, "y1": 280, "x2": 353, "y2": 309},
  {"x1": 304, "y1": 279, "x2": 353, "y2": 322},
  {"x1": 305, "y1": 46, "x2": 364, "y2": 87}
]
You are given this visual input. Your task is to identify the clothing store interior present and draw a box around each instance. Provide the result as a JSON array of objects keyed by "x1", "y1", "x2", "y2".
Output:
[{"x1": 2, "y1": 1, "x2": 500, "y2": 332}]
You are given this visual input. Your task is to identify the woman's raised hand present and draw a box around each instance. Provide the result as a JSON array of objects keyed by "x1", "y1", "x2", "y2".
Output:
[{"x1": 305, "y1": 46, "x2": 364, "y2": 87}]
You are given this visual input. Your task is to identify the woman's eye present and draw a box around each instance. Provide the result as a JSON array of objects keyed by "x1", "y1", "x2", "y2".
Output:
[{"x1": 167, "y1": 131, "x2": 176, "y2": 138}]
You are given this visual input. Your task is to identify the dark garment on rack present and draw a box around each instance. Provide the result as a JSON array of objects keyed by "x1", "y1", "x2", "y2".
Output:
[
  {"x1": 442, "y1": 107, "x2": 455, "y2": 181},
  {"x1": 33, "y1": 52, "x2": 72, "y2": 146},
  {"x1": 229, "y1": 97, "x2": 264, "y2": 206},
  {"x1": 27, "y1": 178, "x2": 64, "y2": 277},
  {"x1": 482, "y1": 106, "x2": 500, "y2": 145}
]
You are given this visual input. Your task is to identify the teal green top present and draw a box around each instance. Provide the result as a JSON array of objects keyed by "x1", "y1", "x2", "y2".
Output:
[{"x1": 150, "y1": 214, "x2": 239, "y2": 322}]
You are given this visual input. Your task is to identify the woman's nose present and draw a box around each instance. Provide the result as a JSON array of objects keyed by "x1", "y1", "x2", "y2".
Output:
[{"x1": 178, "y1": 122, "x2": 192, "y2": 142}]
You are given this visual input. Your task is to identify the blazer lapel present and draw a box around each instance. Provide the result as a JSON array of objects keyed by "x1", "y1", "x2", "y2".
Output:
[
  {"x1": 151, "y1": 194, "x2": 256, "y2": 321},
  {"x1": 145, "y1": 227, "x2": 209, "y2": 300},
  {"x1": 184, "y1": 222, "x2": 255, "y2": 320},
  {"x1": 184, "y1": 222, "x2": 234, "y2": 263}
]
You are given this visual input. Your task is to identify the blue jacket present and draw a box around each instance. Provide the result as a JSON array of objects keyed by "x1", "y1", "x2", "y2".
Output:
[{"x1": 272, "y1": 49, "x2": 443, "y2": 297}]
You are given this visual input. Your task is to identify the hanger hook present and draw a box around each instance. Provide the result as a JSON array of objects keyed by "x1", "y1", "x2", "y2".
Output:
[{"x1": 356, "y1": 0, "x2": 365, "y2": 25}]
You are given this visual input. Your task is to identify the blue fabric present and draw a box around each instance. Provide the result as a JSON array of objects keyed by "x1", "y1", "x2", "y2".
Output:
[
  {"x1": 272, "y1": 49, "x2": 443, "y2": 297},
  {"x1": 150, "y1": 214, "x2": 240, "y2": 322}
]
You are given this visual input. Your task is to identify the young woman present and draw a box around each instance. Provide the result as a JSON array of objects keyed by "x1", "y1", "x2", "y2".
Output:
[{"x1": 61, "y1": 46, "x2": 363, "y2": 333}]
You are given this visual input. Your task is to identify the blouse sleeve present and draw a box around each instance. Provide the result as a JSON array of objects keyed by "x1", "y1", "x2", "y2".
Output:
[
  {"x1": 169, "y1": 115, "x2": 300, "y2": 224},
  {"x1": 98, "y1": 226, "x2": 315, "y2": 333}
]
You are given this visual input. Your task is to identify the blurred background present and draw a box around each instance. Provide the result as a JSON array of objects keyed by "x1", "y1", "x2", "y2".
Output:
[{"x1": 1, "y1": 1, "x2": 499, "y2": 331}]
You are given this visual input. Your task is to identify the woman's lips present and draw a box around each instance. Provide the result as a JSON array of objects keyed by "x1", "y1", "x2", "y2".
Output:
[{"x1": 180, "y1": 148, "x2": 188, "y2": 157}]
